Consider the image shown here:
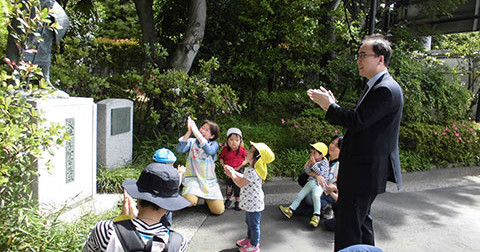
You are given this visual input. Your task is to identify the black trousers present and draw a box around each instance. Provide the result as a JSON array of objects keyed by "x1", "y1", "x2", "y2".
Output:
[
  {"x1": 334, "y1": 193, "x2": 377, "y2": 252},
  {"x1": 225, "y1": 177, "x2": 241, "y2": 197}
]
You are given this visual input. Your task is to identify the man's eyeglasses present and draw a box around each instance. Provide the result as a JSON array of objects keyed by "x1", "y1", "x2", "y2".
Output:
[{"x1": 355, "y1": 53, "x2": 377, "y2": 60}]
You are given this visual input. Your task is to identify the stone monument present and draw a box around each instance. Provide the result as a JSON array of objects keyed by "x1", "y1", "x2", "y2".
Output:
[
  {"x1": 97, "y1": 99, "x2": 134, "y2": 169},
  {"x1": 31, "y1": 97, "x2": 97, "y2": 211}
]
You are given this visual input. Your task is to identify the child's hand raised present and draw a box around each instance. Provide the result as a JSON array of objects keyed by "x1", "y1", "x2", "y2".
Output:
[
  {"x1": 121, "y1": 189, "x2": 138, "y2": 219},
  {"x1": 177, "y1": 164, "x2": 186, "y2": 175},
  {"x1": 307, "y1": 155, "x2": 316, "y2": 166}
]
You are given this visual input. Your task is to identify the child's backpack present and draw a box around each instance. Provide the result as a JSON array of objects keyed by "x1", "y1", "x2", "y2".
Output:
[{"x1": 113, "y1": 220, "x2": 182, "y2": 252}]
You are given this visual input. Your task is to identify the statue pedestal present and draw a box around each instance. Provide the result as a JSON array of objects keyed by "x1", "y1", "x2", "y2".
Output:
[{"x1": 30, "y1": 97, "x2": 97, "y2": 212}]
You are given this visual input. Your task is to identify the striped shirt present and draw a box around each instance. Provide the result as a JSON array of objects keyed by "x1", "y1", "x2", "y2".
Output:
[
  {"x1": 304, "y1": 159, "x2": 329, "y2": 182},
  {"x1": 82, "y1": 218, "x2": 187, "y2": 252}
]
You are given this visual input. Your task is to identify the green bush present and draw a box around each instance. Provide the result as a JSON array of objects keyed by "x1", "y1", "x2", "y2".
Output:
[
  {"x1": 318, "y1": 54, "x2": 363, "y2": 106},
  {"x1": 0, "y1": 0, "x2": 10, "y2": 53},
  {"x1": 400, "y1": 150, "x2": 434, "y2": 172},
  {"x1": 248, "y1": 89, "x2": 314, "y2": 123},
  {"x1": 94, "y1": 37, "x2": 146, "y2": 74},
  {"x1": 97, "y1": 166, "x2": 141, "y2": 193},
  {"x1": 0, "y1": 0, "x2": 73, "y2": 250},
  {"x1": 391, "y1": 48, "x2": 471, "y2": 124},
  {"x1": 1, "y1": 197, "x2": 120, "y2": 251},
  {"x1": 96, "y1": 0, "x2": 141, "y2": 40},
  {"x1": 53, "y1": 33, "x2": 243, "y2": 139},
  {"x1": 51, "y1": 37, "x2": 113, "y2": 100},
  {"x1": 400, "y1": 121, "x2": 480, "y2": 170},
  {"x1": 288, "y1": 116, "x2": 343, "y2": 149},
  {"x1": 268, "y1": 148, "x2": 309, "y2": 179}
]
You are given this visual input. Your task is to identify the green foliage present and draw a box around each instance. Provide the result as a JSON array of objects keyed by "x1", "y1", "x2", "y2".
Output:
[
  {"x1": 400, "y1": 121, "x2": 480, "y2": 170},
  {"x1": 96, "y1": 0, "x2": 141, "y2": 40},
  {"x1": 51, "y1": 37, "x2": 147, "y2": 98},
  {"x1": 268, "y1": 148, "x2": 309, "y2": 178},
  {"x1": 434, "y1": 32, "x2": 480, "y2": 56},
  {"x1": 390, "y1": 49, "x2": 471, "y2": 123},
  {"x1": 1, "y1": 0, "x2": 65, "y2": 187},
  {"x1": 414, "y1": 0, "x2": 468, "y2": 20},
  {"x1": 50, "y1": 37, "x2": 112, "y2": 100},
  {"x1": 97, "y1": 166, "x2": 141, "y2": 193},
  {"x1": 399, "y1": 150, "x2": 434, "y2": 172},
  {"x1": 116, "y1": 59, "x2": 243, "y2": 137},
  {"x1": 432, "y1": 32, "x2": 480, "y2": 121},
  {"x1": 1, "y1": 0, "x2": 71, "y2": 250},
  {"x1": 152, "y1": 0, "x2": 188, "y2": 52},
  {"x1": 317, "y1": 54, "x2": 363, "y2": 105},
  {"x1": 0, "y1": 0, "x2": 10, "y2": 53},
  {"x1": 247, "y1": 89, "x2": 313, "y2": 123},
  {"x1": 0, "y1": 198, "x2": 119, "y2": 251},
  {"x1": 52, "y1": 14, "x2": 241, "y2": 138},
  {"x1": 238, "y1": 122, "x2": 291, "y2": 152},
  {"x1": 288, "y1": 116, "x2": 343, "y2": 149},
  {"x1": 201, "y1": 0, "x2": 333, "y2": 92},
  {"x1": 94, "y1": 38, "x2": 146, "y2": 74}
]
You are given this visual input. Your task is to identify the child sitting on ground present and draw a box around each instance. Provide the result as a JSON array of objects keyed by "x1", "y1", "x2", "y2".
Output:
[
  {"x1": 219, "y1": 128, "x2": 247, "y2": 210},
  {"x1": 279, "y1": 142, "x2": 329, "y2": 228}
]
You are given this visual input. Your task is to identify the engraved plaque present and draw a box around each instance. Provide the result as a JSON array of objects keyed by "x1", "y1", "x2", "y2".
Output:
[
  {"x1": 65, "y1": 118, "x2": 75, "y2": 183},
  {"x1": 111, "y1": 107, "x2": 131, "y2": 135}
]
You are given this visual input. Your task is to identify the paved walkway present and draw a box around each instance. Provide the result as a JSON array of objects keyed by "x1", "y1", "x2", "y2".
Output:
[
  {"x1": 66, "y1": 166, "x2": 480, "y2": 251},
  {"x1": 171, "y1": 166, "x2": 480, "y2": 252}
]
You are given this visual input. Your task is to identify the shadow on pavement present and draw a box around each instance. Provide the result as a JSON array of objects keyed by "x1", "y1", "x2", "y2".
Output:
[{"x1": 187, "y1": 183, "x2": 480, "y2": 252}]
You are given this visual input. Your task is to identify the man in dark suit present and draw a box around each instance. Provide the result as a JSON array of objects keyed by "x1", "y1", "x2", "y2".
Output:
[{"x1": 307, "y1": 34, "x2": 403, "y2": 251}]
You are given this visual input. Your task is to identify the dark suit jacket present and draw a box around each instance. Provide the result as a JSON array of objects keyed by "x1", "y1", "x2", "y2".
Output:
[{"x1": 326, "y1": 72, "x2": 404, "y2": 196}]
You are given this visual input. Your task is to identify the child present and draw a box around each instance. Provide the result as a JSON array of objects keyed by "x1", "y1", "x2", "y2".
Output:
[
  {"x1": 224, "y1": 142, "x2": 274, "y2": 252},
  {"x1": 176, "y1": 116, "x2": 225, "y2": 215},
  {"x1": 153, "y1": 148, "x2": 186, "y2": 227},
  {"x1": 279, "y1": 142, "x2": 329, "y2": 228},
  {"x1": 86, "y1": 150, "x2": 190, "y2": 252},
  {"x1": 219, "y1": 127, "x2": 247, "y2": 210},
  {"x1": 114, "y1": 148, "x2": 186, "y2": 229}
]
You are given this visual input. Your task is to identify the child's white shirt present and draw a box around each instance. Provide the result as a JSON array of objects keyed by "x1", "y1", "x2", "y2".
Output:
[{"x1": 239, "y1": 167, "x2": 264, "y2": 212}]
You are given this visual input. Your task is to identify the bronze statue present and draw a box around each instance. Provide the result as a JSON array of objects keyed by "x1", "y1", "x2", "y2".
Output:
[{"x1": 6, "y1": 0, "x2": 70, "y2": 97}]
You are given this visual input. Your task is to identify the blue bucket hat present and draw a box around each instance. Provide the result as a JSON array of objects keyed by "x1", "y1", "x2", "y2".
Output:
[{"x1": 153, "y1": 148, "x2": 177, "y2": 163}]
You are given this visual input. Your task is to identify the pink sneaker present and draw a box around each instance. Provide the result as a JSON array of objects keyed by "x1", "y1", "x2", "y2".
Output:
[
  {"x1": 238, "y1": 242, "x2": 260, "y2": 252},
  {"x1": 236, "y1": 237, "x2": 249, "y2": 247}
]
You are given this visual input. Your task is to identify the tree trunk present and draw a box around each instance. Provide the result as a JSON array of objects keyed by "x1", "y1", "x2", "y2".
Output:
[
  {"x1": 132, "y1": 0, "x2": 165, "y2": 69},
  {"x1": 319, "y1": 0, "x2": 341, "y2": 80},
  {"x1": 475, "y1": 88, "x2": 480, "y2": 122},
  {"x1": 167, "y1": 0, "x2": 206, "y2": 73}
]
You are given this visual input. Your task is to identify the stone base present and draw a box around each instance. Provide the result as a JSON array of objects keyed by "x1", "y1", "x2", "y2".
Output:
[{"x1": 30, "y1": 97, "x2": 97, "y2": 212}]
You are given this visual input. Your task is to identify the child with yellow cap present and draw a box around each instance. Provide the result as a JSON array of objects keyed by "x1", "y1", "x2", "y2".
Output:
[
  {"x1": 224, "y1": 142, "x2": 275, "y2": 252},
  {"x1": 279, "y1": 142, "x2": 329, "y2": 228}
]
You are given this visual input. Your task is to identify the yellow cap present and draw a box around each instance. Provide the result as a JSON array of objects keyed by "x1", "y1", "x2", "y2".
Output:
[
  {"x1": 250, "y1": 142, "x2": 275, "y2": 180},
  {"x1": 310, "y1": 142, "x2": 328, "y2": 156}
]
